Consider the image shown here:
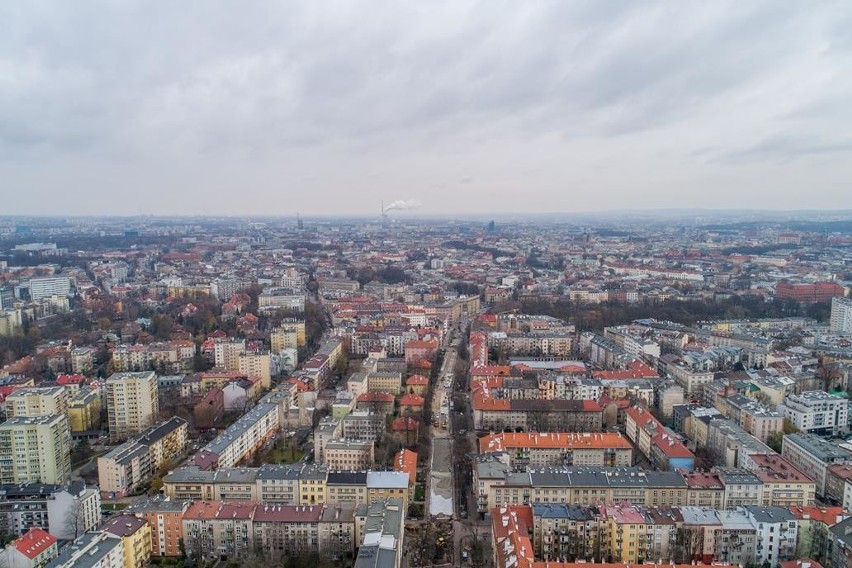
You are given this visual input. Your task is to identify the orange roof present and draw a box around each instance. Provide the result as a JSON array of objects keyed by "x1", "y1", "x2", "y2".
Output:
[
  {"x1": 405, "y1": 340, "x2": 439, "y2": 349},
  {"x1": 625, "y1": 405, "x2": 658, "y2": 429},
  {"x1": 471, "y1": 376, "x2": 504, "y2": 390},
  {"x1": 593, "y1": 370, "x2": 651, "y2": 380},
  {"x1": 393, "y1": 449, "x2": 417, "y2": 484},
  {"x1": 480, "y1": 432, "x2": 632, "y2": 453},
  {"x1": 788, "y1": 506, "x2": 846, "y2": 525},
  {"x1": 56, "y1": 374, "x2": 86, "y2": 385},
  {"x1": 681, "y1": 471, "x2": 723, "y2": 489},
  {"x1": 626, "y1": 359, "x2": 660, "y2": 377},
  {"x1": 651, "y1": 432, "x2": 694, "y2": 459},
  {"x1": 472, "y1": 390, "x2": 511, "y2": 411},
  {"x1": 471, "y1": 365, "x2": 511, "y2": 377},
  {"x1": 750, "y1": 454, "x2": 814, "y2": 484},
  {"x1": 406, "y1": 375, "x2": 428, "y2": 385},
  {"x1": 184, "y1": 500, "x2": 256, "y2": 521},
  {"x1": 12, "y1": 527, "x2": 57, "y2": 560},
  {"x1": 392, "y1": 417, "x2": 420, "y2": 431},
  {"x1": 779, "y1": 561, "x2": 823, "y2": 568},
  {"x1": 357, "y1": 392, "x2": 395, "y2": 403},
  {"x1": 399, "y1": 394, "x2": 424, "y2": 406},
  {"x1": 492, "y1": 505, "x2": 535, "y2": 568}
]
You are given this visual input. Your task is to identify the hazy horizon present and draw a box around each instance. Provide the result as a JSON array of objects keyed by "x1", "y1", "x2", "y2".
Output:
[{"x1": 3, "y1": 2, "x2": 852, "y2": 216}]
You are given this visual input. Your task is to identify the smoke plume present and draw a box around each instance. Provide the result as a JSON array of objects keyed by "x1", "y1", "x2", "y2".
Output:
[{"x1": 383, "y1": 199, "x2": 422, "y2": 213}]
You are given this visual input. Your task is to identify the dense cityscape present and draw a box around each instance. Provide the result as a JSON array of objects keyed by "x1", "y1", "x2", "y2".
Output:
[{"x1": 0, "y1": 213, "x2": 850, "y2": 568}]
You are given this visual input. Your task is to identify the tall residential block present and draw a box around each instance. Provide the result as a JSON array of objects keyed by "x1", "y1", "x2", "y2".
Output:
[
  {"x1": 238, "y1": 350, "x2": 272, "y2": 389},
  {"x1": 5, "y1": 387, "x2": 69, "y2": 419},
  {"x1": 0, "y1": 414, "x2": 72, "y2": 484},
  {"x1": 830, "y1": 296, "x2": 852, "y2": 333},
  {"x1": 105, "y1": 371, "x2": 159, "y2": 441},
  {"x1": 28, "y1": 277, "x2": 72, "y2": 302}
]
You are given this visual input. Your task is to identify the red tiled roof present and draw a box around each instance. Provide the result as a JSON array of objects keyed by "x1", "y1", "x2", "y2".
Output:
[
  {"x1": 11, "y1": 528, "x2": 56, "y2": 560},
  {"x1": 406, "y1": 375, "x2": 428, "y2": 385},
  {"x1": 394, "y1": 449, "x2": 417, "y2": 484},
  {"x1": 56, "y1": 374, "x2": 86, "y2": 385},
  {"x1": 392, "y1": 417, "x2": 420, "y2": 432},
  {"x1": 399, "y1": 394, "x2": 424, "y2": 406},
  {"x1": 253, "y1": 503, "x2": 322, "y2": 522},
  {"x1": 357, "y1": 392, "x2": 395, "y2": 403},
  {"x1": 788, "y1": 506, "x2": 846, "y2": 525},
  {"x1": 480, "y1": 432, "x2": 632, "y2": 452},
  {"x1": 184, "y1": 501, "x2": 257, "y2": 521},
  {"x1": 652, "y1": 432, "x2": 694, "y2": 459},
  {"x1": 471, "y1": 365, "x2": 512, "y2": 377}
]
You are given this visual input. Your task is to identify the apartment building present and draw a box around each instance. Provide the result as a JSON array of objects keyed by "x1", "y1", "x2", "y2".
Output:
[
  {"x1": 98, "y1": 417, "x2": 188, "y2": 498},
  {"x1": 327, "y1": 471, "x2": 368, "y2": 505},
  {"x1": 4, "y1": 527, "x2": 58, "y2": 568},
  {"x1": 192, "y1": 401, "x2": 279, "y2": 470},
  {"x1": 625, "y1": 406, "x2": 695, "y2": 472},
  {"x1": 324, "y1": 439, "x2": 374, "y2": 471},
  {"x1": 782, "y1": 433, "x2": 852, "y2": 496},
  {"x1": 126, "y1": 498, "x2": 189, "y2": 558},
  {"x1": 355, "y1": 393, "x2": 395, "y2": 416},
  {"x1": 713, "y1": 509, "x2": 758, "y2": 567},
  {"x1": 830, "y1": 296, "x2": 852, "y2": 333},
  {"x1": 46, "y1": 532, "x2": 125, "y2": 568},
  {"x1": 161, "y1": 467, "x2": 258, "y2": 502},
  {"x1": 164, "y1": 461, "x2": 410, "y2": 513},
  {"x1": 0, "y1": 414, "x2": 71, "y2": 484},
  {"x1": 342, "y1": 411, "x2": 385, "y2": 442},
  {"x1": 270, "y1": 326, "x2": 299, "y2": 353},
  {"x1": 313, "y1": 417, "x2": 343, "y2": 464},
  {"x1": 826, "y1": 464, "x2": 852, "y2": 508},
  {"x1": 237, "y1": 350, "x2": 271, "y2": 389},
  {"x1": 354, "y1": 499, "x2": 404, "y2": 568},
  {"x1": 258, "y1": 287, "x2": 305, "y2": 312},
  {"x1": 746, "y1": 454, "x2": 816, "y2": 507},
  {"x1": 102, "y1": 515, "x2": 153, "y2": 568},
  {"x1": 105, "y1": 371, "x2": 159, "y2": 442},
  {"x1": 0, "y1": 481, "x2": 100, "y2": 540},
  {"x1": 487, "y1": 467, "x2": 687, "y2": 511},
  {"x1": 253, "y1": 504, "x2": 324, "y2": 556},
  {"x1": 472, "y1": 395, "x2": 603, "y2": 432},
  {"x1": 5, "y1": 387, "x2": 69, "y2": 419},
  {"x1": 682, "y1": 471, "x2": 725, "y2": 509},
  {"x1": 213, "y1": 339, "x2": 246, "y2": 370},
  {"x1": 182, "y1": 501, "x2": 256, "y2": 562},
  {"x1": 717, "y1": 468, "x2": 763, "y2": 509},
  {"x1": 530, "y1": 503, "x2": 601, "y2": 562},
  {"x1": 366, "y1": 371, "x2": 403, "y2": 395},
  {"x1": 706, "y1": 417, "x2": 775, "y2": 469},
  {"x1": 744, "y1": 506, "x2": 798, "y2": 568},
  {"x1": 663, "y1": 363, "x2": 714, "y2": 397},
  {"x1": 255, "y1": 465, "x2": 303, "y2": 504},
  {"x1": 181, "y1": 500, "x2": 358, "y2": 563},
  {"x1": 717, "y1": 394, "x2": 783, "y2": 443},
  {"x1": 67, "y1": 387, "x2": 101, "y2": 433},
  {"x1": 779, "y1": 391, "x2": 849, "y2": 436},
  {"x1": 478, "y1": 432, "x2": 634, "y2": 469},
  {"x1": 28, "y1": 277, "x2": 72, "y2": 302},
  {"x1": 110, "y1": 342, "x2": 194, "y2": 374}
]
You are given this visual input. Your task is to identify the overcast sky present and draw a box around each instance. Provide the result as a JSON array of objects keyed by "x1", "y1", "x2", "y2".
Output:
[{"x1": 3, "y1": 1, "x2": 851, "y2": 217}]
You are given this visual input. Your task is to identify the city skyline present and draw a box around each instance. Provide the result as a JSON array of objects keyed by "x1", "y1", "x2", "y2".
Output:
[{"x1": 3, "y1": 2, "x2": 852, "y2": 216}]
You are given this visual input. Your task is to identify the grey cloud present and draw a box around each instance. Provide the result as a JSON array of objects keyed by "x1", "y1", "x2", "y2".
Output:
[
  {"x1": 719, "y1": 135, "x2": 852, "y2": 164},
  {"x1": 0, "y1": 1, "x2": 851, "y2": 214}
]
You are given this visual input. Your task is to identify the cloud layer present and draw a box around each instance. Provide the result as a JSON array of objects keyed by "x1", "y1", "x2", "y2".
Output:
[{"x1": 2, "y1": 1, "x2": 851, "y2": 216}]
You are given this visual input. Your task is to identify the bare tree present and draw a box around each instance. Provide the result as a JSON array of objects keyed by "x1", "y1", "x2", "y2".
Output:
[{"x1": 63, "y1": 498, "x2": 87, "y2": 540}]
